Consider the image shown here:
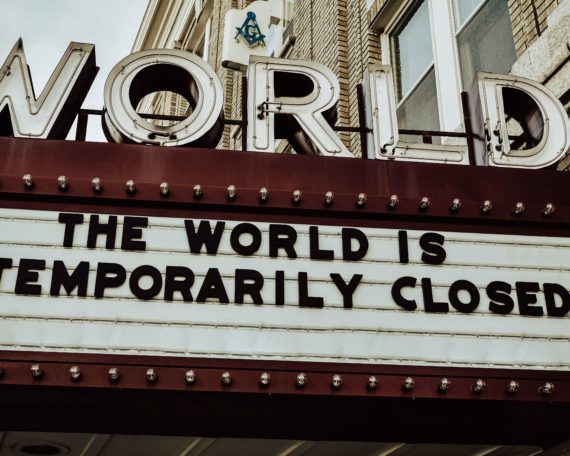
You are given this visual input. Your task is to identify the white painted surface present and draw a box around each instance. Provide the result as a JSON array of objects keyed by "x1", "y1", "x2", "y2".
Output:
[
  {"x1": 0, "y1": 208, "x2": 569, "y2": 370},
  {"x1": 221, "y1": 1, "x2": 270, "y2": 72}
]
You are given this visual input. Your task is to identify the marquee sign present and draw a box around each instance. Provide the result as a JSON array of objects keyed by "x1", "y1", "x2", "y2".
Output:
[{"x1": 0, "y1": 207, "x2": 569, "y2": 371}]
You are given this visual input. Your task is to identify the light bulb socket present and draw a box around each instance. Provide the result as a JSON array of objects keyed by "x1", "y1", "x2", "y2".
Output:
[
  {"x1": 356, "y1": 193, "x2": 367, "y2": 207},
  {"x1": 539, "y1": 381, "x2": 554, "y2": 396},
  {"x1": 449, "y1": 198, "x2": 461, "y2": 212},
  {"x1": 418, "y1": 197, "x2": 430, "y2": 211},
  {"x1": 292, "y1": 190, "x2": 302, "y2": 205},
  {"x1": 259, "y1": 372, "x2": 271, "y2": 387},
  {"x1": 513, "y1": 202, "x2": 525, "y2": 216},
  {"x1": 193, "y1": 184, "x2": 203, "y2": 199},
  {"x1": 108, "y1": 367, "x2": 120, "y2": 383},
  {"x1": 402, "y1": 376, "x2": 415, "y2": 392},
  {"x1": 92, "y1": 177, "x2": 103, "y2": 193},
  {"x1": 146, "y1": 368, "x2": 157, "y2": 383},
  {"x1": 226, "y1": 185, "x2": 237, "y2": 201},
  {"x1": 542, "y1": 203, "x2": 555, "y2": 217},
  {"x1": 185, "y1": 369, "x2": 196, "y2": 385},
  {"x1": 126, "y1": 180, "x2": 136, "y2": 195},
  {"x1": 69, "y1": 366, "x2": 81, "y2": 381},
  {"x1": 57, "y1": 175, "x2": 69, "y2": 192},
  {"x1": 221, "y1": 371, "x2": 232, "y2": 386},
  {"x1": 296, "y1": 372, "x2": 307, "y2": 388},
  {"x1": 331, "y1": 374, "x2": 343, "y2": 390},
  {"x1": 437, "y1": 377, "x2": 451, "y2": 393},
  {"x1": 159, "y1": 182, "x2": 170, "y2": 196},
  {"x1": 23, "y1": 174, "x2": 34, "y2": 189},
  {"x1": 30, "y1": 364, "x2": 42, "y2": 379},
  {"x1": 480, "y1": 200, "x2": 492, "y2": 214},
  {"x1": 471, "y1": 379, "x2": 486, "y2": 394},
  {"x1": 259, "y1": 187, "x2": 269, "y2": 202},
  {"x1": 507, "y1": 380, "x2": 519, "y2": 394},
  {"x1": 388, "y1": 194, "x2": 399, "y2": 209}
]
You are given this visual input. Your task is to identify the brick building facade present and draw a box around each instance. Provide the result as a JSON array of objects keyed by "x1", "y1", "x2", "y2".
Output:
[{"x1": 133, "y1": 0, "x2": 569, "y2": 161}]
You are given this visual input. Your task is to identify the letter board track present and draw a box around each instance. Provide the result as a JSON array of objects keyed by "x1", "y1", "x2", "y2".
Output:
[{"x1": 1, "y1": 136, "x2": 570, "y2": 401}]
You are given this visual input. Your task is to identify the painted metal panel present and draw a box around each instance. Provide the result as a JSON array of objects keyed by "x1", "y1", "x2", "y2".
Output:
[{"x1": 0, "y1": 208, "x2": 568, "y2": 370}]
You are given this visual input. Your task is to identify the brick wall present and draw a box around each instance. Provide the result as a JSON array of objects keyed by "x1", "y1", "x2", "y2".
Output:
[
  {"x1": 204, "y1": 0, "x2": 381, "y2": 155},
  {"x1": 509, "y1": 0, "x2": 563, "y2": 56},
  {"x1": 282, "y1": 0, "x2": 381, "y2": 156},
  {"x1": 206, "y1": 0, "x2": 239, "y2": 149},
  {"x1": 346, "y1": 0, "x2": 381, "y2": 154}
]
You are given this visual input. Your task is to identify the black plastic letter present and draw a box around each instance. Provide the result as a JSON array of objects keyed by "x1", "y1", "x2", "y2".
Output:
[
  {"x1": 196, "y1": 268, "x2": 229, "y2": 303},
  {"x1": 487, "y1": 281, "x2": 514, "y2": 315},
  {"x1": 449, "y1": 280, "x2": 480, "y2": 313},
  {"x1": 94, "y1": 262, "x2": 126, "y2": 298},
  {"x1": 185, "y1": 220, "x2": 225, "y2": 254},
  {"x1": 58, "y1": 213, "x2": 84, "y2": 247},
  {"x1": 50, "y1": 261, "x2": 89, "y2": 297},
  {"x1": 331, "y1": 273, "x2": 362, "y2": 308},
  {"x1": 230, "y1": 223, "x2": 262, "y2": 256},
  {"x1": 235, "y1": 269, "x2": 264, "y2": 304},
  {"x1": 15, "y1": 259, "x2": 45, "y2": 295},
  {"x1": 164, "y1": 266, "x2": 194, "y2": 302},
  {"x1": 342, "y1": 228, "x2": 368, "y2": 261},
  {"x1": 391, "y1": 276, "x2": 417, "y2": 310},
  {"x1": 129, "y1": 265, "x2": 162, "y2": 300},
  {"x1": 121, "y1": 217, "x2": 148, "y2": 251},
  {"x1": 420, "y1": 233, "x2": 446, "y2": 265},
  {"x1": 269, "y1": 225, "x2": 297, "y2": 258}
]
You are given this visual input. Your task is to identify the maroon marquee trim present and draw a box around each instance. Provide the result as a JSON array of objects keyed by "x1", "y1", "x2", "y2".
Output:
[
  {"x1": 0, "y1": 351, "x2": 567, "y2": 403},
  {"x1": 1, "y1": 137, "x2": 570, "y2": 236}
]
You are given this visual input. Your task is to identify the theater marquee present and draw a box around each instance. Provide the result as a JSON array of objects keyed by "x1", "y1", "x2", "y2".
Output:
[
  {"x1": 0, "y1": 207, "x2": 569, "y2": 370},
  {"x1": 1, "y1": 36, "x2": 570, "y2": 415}
]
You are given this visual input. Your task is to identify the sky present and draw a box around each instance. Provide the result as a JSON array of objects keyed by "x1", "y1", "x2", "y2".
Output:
[{"x1": 0, "y1": 0, "x2": 148, "y2": 140}]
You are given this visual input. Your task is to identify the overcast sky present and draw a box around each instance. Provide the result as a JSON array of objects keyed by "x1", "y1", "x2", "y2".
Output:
[{"x1": 0, "y1": 0, "x2": 148, "y2": 140}]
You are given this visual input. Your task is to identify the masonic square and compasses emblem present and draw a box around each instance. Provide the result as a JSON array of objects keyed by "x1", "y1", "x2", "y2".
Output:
[{"x1": 235, "y1": 11, "x2": 266, "y2": 47}]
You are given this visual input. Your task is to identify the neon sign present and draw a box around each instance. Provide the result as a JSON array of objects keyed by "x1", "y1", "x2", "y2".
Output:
[{"x1": 1, "y1": 39, "x2": 569, "y2": 169}]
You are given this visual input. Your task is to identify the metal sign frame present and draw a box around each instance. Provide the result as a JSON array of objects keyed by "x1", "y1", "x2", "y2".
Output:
[{"x1": 1, "y1": 136, "x2": 570, "y2": 446}]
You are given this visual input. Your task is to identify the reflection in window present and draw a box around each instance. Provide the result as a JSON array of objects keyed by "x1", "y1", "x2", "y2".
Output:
[
  {"x1": 396, "y1": 68, "x2": 440, "y2": 142},
  {"x1": 393, "y1": 0, "x2": 433, "y2": 99},
  {"x1": 454, "y1": 0, "x2": 516, "y2": 88},
  {"x1": 392, "y1": 0, "x2": 439, "y2": 140},
  {"x1": 453, "y1": 0, "x2": 484, "y2": 29},
  {"x1": 283, "y1": 0, "x2": 294, "y2": 27}
]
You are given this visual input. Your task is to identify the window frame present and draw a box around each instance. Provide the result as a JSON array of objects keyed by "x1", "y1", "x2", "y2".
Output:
[{"x1": 381, "y1": 0, "x2": 477, "y2": 133}]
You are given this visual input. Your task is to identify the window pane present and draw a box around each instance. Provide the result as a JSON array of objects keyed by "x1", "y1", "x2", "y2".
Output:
[
  {"x1": 283, "y1": 0, "x2": 294, "y2": 26},
  {"x1": 396, "y1": 67, "x2": 440, "y2": 142},
  {"x1": 456, "y1": 0, "x2": 516, "y2": 88},
  {"x1": 393, "y1": 0, "x2": 433, "y2": 99},
  {"x1": 453, "y1": 0, "x2": 484, "y2": 29}
]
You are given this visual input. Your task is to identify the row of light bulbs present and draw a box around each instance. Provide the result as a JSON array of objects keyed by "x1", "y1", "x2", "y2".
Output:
[
  {"x1": 20, "y1": 174, "x2": 556, "y2": 216},
  {"x1": 20, "y1": 364, "x2": 556, "y2": 396}
]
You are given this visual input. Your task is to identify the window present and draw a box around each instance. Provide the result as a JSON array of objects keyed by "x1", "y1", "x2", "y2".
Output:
[
  {"x1": 386, "y1": 0, "x2": 517, "y2": 138},
  {"x1": 267, "y1": 0, "x2": 295, "y2": 57},
  {"x1": 454, "y1": 0, "x2": 516, "y2": 88},
  {"x1": 391, "y1": 0, "x2": 440, "y2": 140},
  {"x1": 282, "y1": 0, "x2": 294, "y2": 27}
]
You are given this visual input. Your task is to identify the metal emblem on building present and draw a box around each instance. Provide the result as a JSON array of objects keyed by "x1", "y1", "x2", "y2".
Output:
[{"x1": 235, "y1": 12, "x2": 266, "y2": 47}]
